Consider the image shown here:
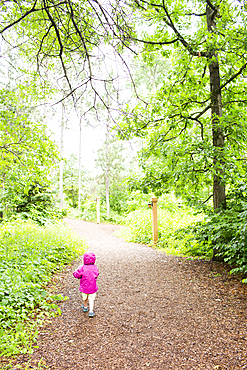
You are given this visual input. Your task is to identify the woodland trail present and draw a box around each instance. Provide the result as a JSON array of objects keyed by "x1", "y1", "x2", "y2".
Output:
[{"x1": 13, "y1": 219, "x2": 247, "y2": 369}]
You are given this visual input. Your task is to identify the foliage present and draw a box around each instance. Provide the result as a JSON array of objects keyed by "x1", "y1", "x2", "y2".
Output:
[
  {"x1": 3, "y1": 1, "x2": 247, "y2": 211},
  {"x1": 116, "y1": 189, "x2": 247, "y2": 282},
  {"x1": 0, "y1": 220, "x2": 86, "y2": 356},
  {"x1": 95, "y1": 135, "x2": 128, "y2": 214},
  {"x1": 177, "y1": 183, "x2": 247, "y2": 282},
  {"x1": 96, "y1": 211, "x2": 125, "y2": 224},
  {"x1": 1, "y1": 357, "x2": 48, "y2": 370},
  {"x1": 117, "y1": 210, "x2": 153, "y2": 244},
  {"x1": 123, "y1": 190, "x2": 153, "y2": 213},
  {"x1": 0, "y1": 87, "x2": 58, "y2": 182},
  {"x1": 130, "y1": 54, "x2": 170, "y2": 98},
  {"x1": 0, "y1": 87, "x2": 59, "y2": 222},
  {"x1": 118, "y1": 0, "x2": 247, "y2": 210},
  {"x1": 116, "y1": 200, "x2": 202, "y2": 252},
  {"x1": 72, "y1": 198, "x2": 98, "y2": 222},
  {"x1": 0, "y1": 0, "x2": 135, "y2": 114},
  {"x1": 69, "y1": 197, "x2": 126, "y2": 224},
  {"x1": 98, "y1": 180, "x2": 131, "y2": 215},
  {"x1": 61, "y1": 155, "x2": 88, "y2": 209},
  {"x1": 1, "y1": 182, "x2": 63, "y2": 225},
  {"x1": 94, "y1": 139, "x2": 147, "y2": 217}
]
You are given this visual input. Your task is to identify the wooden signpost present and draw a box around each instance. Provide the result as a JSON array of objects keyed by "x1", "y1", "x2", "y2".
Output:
[{"x1": 151, "y1": 197, "x2": 158, "y2": 244}]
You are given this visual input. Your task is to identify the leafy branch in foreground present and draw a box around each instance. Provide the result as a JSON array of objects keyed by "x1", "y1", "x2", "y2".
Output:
[{"x1": 0, "y1": 0, "x2": 138, "y2": 114}]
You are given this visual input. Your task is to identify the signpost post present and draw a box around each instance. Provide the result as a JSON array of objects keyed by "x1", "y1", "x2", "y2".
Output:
[{"x1": 151, "y1": 197, "x2": 158, "y2": 244}]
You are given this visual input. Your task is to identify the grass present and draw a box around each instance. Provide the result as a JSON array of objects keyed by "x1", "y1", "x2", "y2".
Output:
[
  {"x1": 0, "y1": 220, "x2": 86, "y2": 358},
  {"x1": 115, "y1": 208, "x2": 203, "y2": 256}
]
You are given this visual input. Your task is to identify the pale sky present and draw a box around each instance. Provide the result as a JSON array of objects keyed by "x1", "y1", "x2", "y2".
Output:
[
  {"x1": 48, "y1": 110, "x2": 104, "y2": 173},
  {"x1": 48, "y1": 109, "x2": 139, "y2": 174}
]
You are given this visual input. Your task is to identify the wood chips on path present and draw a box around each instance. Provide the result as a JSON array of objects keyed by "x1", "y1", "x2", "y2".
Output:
[{"x1": 11, "y1": 219, "x2": 247, "y2": 369}]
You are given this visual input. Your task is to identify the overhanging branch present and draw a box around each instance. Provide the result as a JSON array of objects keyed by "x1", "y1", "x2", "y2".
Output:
[{"x1": 220, "y1": 62, "x2": 247, "y2": 91}]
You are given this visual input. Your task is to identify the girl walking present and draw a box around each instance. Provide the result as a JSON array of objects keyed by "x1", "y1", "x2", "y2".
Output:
[{"x1": 73, "y1": 251, "x2": 99, "y2": 317}]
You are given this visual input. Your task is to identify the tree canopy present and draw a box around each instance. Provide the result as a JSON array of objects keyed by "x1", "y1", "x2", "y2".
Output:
[
  {"x1": 117, "y1": 0, "x2": 247, "y2": 211},
  {"x1": 0, "y1": 0, "x2": 135, "y2": 110},
  {"x1": 1, "y1": 0, "x2": 247, "y2": 210}
]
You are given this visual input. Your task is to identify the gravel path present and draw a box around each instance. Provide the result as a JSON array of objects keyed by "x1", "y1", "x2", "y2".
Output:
[{"x1": 13, "y1": 219, "x2": 247, "y2": 369}]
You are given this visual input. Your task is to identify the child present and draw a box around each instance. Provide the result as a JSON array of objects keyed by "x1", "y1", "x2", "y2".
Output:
[{"x1": 73, "y1": 251, "x2": 99, "y2": 317}]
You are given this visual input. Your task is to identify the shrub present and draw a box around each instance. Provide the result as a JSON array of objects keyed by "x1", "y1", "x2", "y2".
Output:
[
  {"x1": 116, "y1": 208, "x2": 202, "y2": 255},
  {"x1": 175, "y1": 182, "x2": 247, "y2": 282},
  {"x1": 0, "y1": 220, "x2": 86, "y2": 356}
]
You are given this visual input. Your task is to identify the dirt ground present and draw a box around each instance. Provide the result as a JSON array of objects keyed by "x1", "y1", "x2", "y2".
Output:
[{"x1": 7, "y1": 219, "x2": 247, "y2": 369}]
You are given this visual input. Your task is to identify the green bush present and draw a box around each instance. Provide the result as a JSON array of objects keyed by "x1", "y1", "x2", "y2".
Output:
[
  {"x1": 180, "y1": 209, "x2": 247, "y2": 281},
  {"x1": 1, "y1": 183, "x2": 64, "y2": 226},
  {"x1": 174, "y1": 183, "x2": 247, "y2": 282},
  {"x1": 117, "y1": 210, "x2": 153, "y2": 244},
  {"x1": 116, "y1": 208, "x2": 202, "y2": 254},
  {"x1": 0, "y1": 220, "x2": 86, "y2": 356},
  {"x1": 99, "y1": 211, "x2": 125, "y2": 224}
]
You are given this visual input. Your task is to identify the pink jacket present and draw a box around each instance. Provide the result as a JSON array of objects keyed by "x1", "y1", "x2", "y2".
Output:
[{"x1": 73, "y1": 252, "x2": 99, "y2": 294}]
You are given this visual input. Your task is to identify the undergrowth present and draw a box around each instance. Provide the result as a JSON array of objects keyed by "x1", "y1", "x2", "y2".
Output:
[
  {"x1": 115, "y1": 208, "x2": 203, "y2": 255},
  {"x1": 0, "y1": 220, "x2": 86, "y2": 358},
  {"x1": 68, "y1": 207, "x2": 125, "y2": 224}
]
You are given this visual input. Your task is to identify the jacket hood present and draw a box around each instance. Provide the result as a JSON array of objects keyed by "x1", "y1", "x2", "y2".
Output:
[{"x1": 83, "y1": 251, "x2": 96, "y2": 265}]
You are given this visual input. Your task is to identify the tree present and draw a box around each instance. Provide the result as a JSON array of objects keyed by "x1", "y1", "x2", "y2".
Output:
[
  {"x1": 0, "y1": 85, "x2": 59, "y2": 219},
  {"x1": 0, "y1": 87, "x2": 58, "y2": 176},
  {"x1": 95, "y1": 135, "x2": 127, "y2": 215},
  {"x1": 118, "y1": 0, "x2": 247, "y2": 213},
  {"x1": 3, "y1": 0, "x2": 247, "y2": 215},
  {"x1": 59, "y1": 103, "x2": 65, "y2": 208},
  {"x1": 105, "y1": 124, "x2": 111, "y2": 216},
  {"x1": 61, "y1": 154, "x2": 88, "y2": 209}
]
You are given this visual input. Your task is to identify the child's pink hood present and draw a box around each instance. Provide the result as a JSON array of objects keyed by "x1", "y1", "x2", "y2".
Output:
[{"x1": 83, "y1": 251, "x2": 96, "y2": 265}]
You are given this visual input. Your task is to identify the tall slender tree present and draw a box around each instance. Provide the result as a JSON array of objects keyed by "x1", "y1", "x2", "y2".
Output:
[
  {"x1": 96, "y1": 135, "x2": 126, "y2": 215},
  {"x1": 78, "y1": 115, "x2": 83, "y2": 212},
  {"x1": 105, "y1": 124, "x2": 111, "y2": 216},
  {"x1": 59, "y1": 103, "x2": 65, "y2": 208}
]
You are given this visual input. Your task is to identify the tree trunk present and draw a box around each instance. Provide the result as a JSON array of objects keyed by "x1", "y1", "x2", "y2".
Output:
[
  {"x1": 78, "y1": 118, "x2": 82, "y2": 212},
  {"x1": 106, "y1": 176, "x2": 110, "y2": 217},
  {"x1": 206, "y1": 5, "x2": 226, "y2": 212},
  {"x1": 206, "y1": 5, "x2": 226, "y2": 261},
  {"x1": 209, "y1": 58, "x2": 226, "y2": 211},
  {"x1": 59, "y1": 104, "x2": 65, "y2": 208},
  {"x1": 105, "y1": 124, "x2": 110, "y2": 217}
]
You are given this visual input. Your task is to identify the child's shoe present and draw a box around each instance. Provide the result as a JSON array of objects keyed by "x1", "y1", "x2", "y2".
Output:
[
  {"x1": 89, "y1": 311, "x2": 95, "y2": 318},
  {"x1": 82, "y1": 304, "x2": 88, "y2": 312}
]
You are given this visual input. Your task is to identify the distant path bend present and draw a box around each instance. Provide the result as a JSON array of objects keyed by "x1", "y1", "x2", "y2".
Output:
[{"x1": 19, "y1": 219, "x2": 247, "y2": 369}]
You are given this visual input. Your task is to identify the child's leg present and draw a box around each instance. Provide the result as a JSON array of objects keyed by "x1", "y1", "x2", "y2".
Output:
[
  {"x1": 88, "y1": 293, "x2": 96, "y2": 313},
  {"x1": 89, "y1": 297, "x2": 94, "y2": 313},
  {"x1": 82, "y1": 293, "x2": 89, "y2": 308},
  {"x1": 84, "y1": 296, "x2": 89, "y2": 308}
]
